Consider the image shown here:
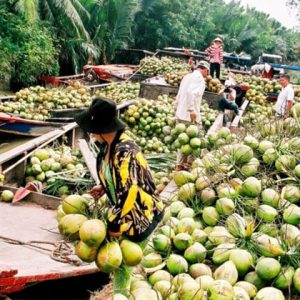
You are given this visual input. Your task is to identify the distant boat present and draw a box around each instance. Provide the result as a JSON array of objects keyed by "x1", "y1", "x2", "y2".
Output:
[{"x1": 0, "y1": 113, "x2": 64, "y2": 137}]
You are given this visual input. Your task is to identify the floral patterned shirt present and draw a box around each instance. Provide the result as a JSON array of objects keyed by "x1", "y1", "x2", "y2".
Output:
[{"x1": 96, "y1": 131, "x2": 164, "y2": 241}]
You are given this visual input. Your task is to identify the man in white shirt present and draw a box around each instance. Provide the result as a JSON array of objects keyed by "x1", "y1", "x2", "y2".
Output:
[
  {"x1": 175, "y1": 60, "x2": 209, "y2": 170},
  {"x1": 176, "y1": 60, "x2": 209, "y2": 123},
  {"x1": 275, "y1": 75, "x2": 294, "y2": 118}
]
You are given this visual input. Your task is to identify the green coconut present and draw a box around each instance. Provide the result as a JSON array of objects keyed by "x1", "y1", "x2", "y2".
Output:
[
  {"x1": 217, "y1": 183, "x2": 237, "y2": 199},
  {"x1": 257, "y1": 204, "x2": 278, "y2": 223},
  {"x1": 1, "y1": 190, "x2": 14, "y2": 202},
  {"x1": 177, "y1": 207, "x2": 195, "y2": 219},
  {"x1": 189, "y1": 263, "x2": 212, "y2": 279},
  {"x1": 257, "y1": 223, "x2": 278, "y2": 237},
  {"x1": 202, "y1": 206, "x2": 220, "y2": 226},
  {"x1": 255, "y1": 257, "x2": 281, "y2": 280},
  {"x1": 251, "y1": 233, "x2": 285, "y2": 257},
  {"x1": 184, "y1": 242, "x2": 207, "y2": 263},
  {"x1": 258, "y1": 140, "x2": 274, "y2": 154},
  {"x1": 96, "y1": 241, "x2": 122, "y2": 273},
  {"x1": 166, "y1": 254, "x2": 189, "y2": 275},
  {"x1": 191, "y1": 229, "x2": 208, "y2": 244},
  {"x1": 178, "y1": 183, "x2": 196, "y2": 202},
  {"x1": 208, "y1": 279, "x2": 234, "y2": 300},
  {"x1": 233, "y1": 286, "x2": 250, "y2": 300},
  {"x1": 293, "y1": 268, "x2": 300, "y2": 293},
  {"x1": 170, "y1": 201, "x2": 186, "y2": 216},
  {"x1": 280, "y1": 224, "x2": 300, "y2": 246},
  {"x1": 239, "y1": 177, "x2": 261, "y2": 198},
  {"x1": 283, "y1": 204, "x2": 300, "y2": 225},
  {"x1": 141, "y1": 253, "x2": 163, "y2": 268},
  {"x1": 200, "y1": 188, "x2": 217, "y2": 206},
  {"x1": 275, "y1": 155, "x2": 296, "y2": 172},
  {"x1": 244, "y1": 271, "x2": 265, "y2": 290},
  {"x1": 129, "y1": 288, "x2": 161, "y2": 300},
  {"x1": 59, "y1": 214, "x2": 88, "y2": 240},
  {"x1": 158, "y1": 225, "x2": 175, "y2": 239},
  {"x1": 149, "y1": 270, "x2": 173, "y2": 286},
  {"x1": 195, "y1": 176, "x2": 210, "y2": 192},
  {"x1": 243, "y1": 135, "x2": 259, "y2": 150},
  {"x1": 113, "y1": 294, "x2": 128, "y2": 300},
  {"x1": 177, "y1": 281, "x2": 203, "y2": 300},
  {"x1": 120, "y1": 239, "x2": 143, "y2": 266},
  {"x1": 240, "y1": 160, "x2": 259, "y2": 177},
  {"x1": 255, "y1": 287, "x2": 284, "y2": 300},
  {"x1": 152, "y1": 234, "x2": 171, "y2": 253},
  {"x1": 75, "y1": 240, "x2": 98, "y2": 262},
  {"x1": 232, "y1": 144, "x2": 253, "y2": 164},
  {"x1": 195, "y1": 275, "x2": 214, "y2": 291},
  {"x1": 212, "y1": 243, "x2": 236, "y2": 265},
  {"x1": 172, "y1": 273, "x2": 194, "y2": 290},
  {"x1": 229, "y1": 249, "x2": 253, "y2": 276},
  {"x1": 62, "y1": 194, "x2": 88, "y2": 214},
  {"x1": 173, "y1": 171, "x2": 195, "y2": 186},
  {"x1": 261, "y1": 188, "x2": 280, "y2": 208},
  {"x1": 274, "y1": 266, "x2": 295, "y2": 290},
  {"x1": 234, "y1": 281, "x2": 257, "y2": 299},
  {"x1": 154, "y1": 281, "x2": 174, "y2": 299},
  {"x1": 173, "y1": 233, "x2": 193, "y2": 251},
  {"x1": 226, "y1": 213, "x2": 246, "y2": 238},
  {"x1": 214, "y1": 261, "x2": 238, "y2": 285},
  {"x1": 216, "y1": 198, "x2": 235, "y2": 215},
  {"x1": 282, "y1": 185, "x2": 300, "y2": 204},
  {"x1": 79, "y1": 219, "x2": 106, "y2": 247},
  {"x1": 208, "y1": 226, "x2": 235, "y2": 245},
  {"x1": 177, "y1": 217, "x2": 196, "y2": 234}
]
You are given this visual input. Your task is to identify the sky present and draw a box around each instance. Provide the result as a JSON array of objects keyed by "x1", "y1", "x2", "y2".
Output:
[{"x1": 224, "y1": 0, "x2": 298, "y2": 29}]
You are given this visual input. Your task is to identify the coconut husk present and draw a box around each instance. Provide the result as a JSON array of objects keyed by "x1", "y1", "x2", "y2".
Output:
[{"x1": 90, "y1": 282, "x2": 113, "y2": 300}]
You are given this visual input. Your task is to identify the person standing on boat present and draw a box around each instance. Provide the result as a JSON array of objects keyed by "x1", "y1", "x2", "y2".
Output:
[
  {"x1": 74, "y1": 97, "x2": 164, "y2": 242},
  {"x1": 205, "y1": 37, "x2": 224, "y2": 79},
  {"x1": 175, "y1": 60, "x2": 210, "y2": 170},
  {"x1": 275, "y1": 74, "x2": 294, "y2": 118}
]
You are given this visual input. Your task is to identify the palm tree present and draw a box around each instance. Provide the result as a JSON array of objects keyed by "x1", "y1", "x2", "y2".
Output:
[{"x1": 7, "y1": 0, "x2": 98, "y2": 73}]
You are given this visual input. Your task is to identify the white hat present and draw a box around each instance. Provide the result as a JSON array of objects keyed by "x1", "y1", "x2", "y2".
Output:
[
  {"x1": 197, "y1": 60, "x2": 210, "y2": 71},
  {"x1": 213, "y1": 37, "x2": 223, "y2": 43}
]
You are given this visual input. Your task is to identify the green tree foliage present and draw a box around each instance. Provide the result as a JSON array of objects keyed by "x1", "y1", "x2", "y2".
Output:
[
  {"x1": 0, "y1": 5, "x2": 59, "y2": 87},
  {"x1": 133, "y1": 0, "x2": 300, "y2": 63}
]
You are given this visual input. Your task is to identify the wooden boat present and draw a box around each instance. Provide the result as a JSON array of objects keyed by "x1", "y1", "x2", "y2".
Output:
[
  {"x1": 0, "y1": 113, "x2": 64, "y2": 137},
  {"x1": 0, "y1": 185, "x2": 101, "y2": 295}
]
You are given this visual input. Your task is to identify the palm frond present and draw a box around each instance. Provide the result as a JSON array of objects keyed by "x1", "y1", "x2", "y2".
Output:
[{"x1": 14, "y1": 0, "x2": 39, "y2": 21}]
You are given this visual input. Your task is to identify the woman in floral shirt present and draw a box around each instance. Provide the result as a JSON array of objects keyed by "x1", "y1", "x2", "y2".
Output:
[{"x1": 75, "y1": 97, "x2": 164, "y2": 242}]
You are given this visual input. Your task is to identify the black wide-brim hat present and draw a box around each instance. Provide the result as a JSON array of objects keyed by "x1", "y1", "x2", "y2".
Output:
[{"x1": 74, "y1": 96, "x2": 126, "y2": 134}]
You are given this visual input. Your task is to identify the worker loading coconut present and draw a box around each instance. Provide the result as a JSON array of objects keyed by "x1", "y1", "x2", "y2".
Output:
[{"x1": 74, "y1": 97, "x2": 164, "y2": 242}]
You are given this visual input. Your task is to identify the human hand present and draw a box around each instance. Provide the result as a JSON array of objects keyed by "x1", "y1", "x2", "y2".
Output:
[
  {"x1": 190, "y1": 112, "x2": 197, "y2": 122},
  {"x1": 89, "y1": 185, "x2": 105, "y2": 199}
]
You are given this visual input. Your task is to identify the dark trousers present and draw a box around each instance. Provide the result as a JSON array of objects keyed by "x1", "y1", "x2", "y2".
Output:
[
  {"x1": 210, "y1": 62, "x2": 221, "y2": 79},
  {"x1": 219, "y1": 97, "x2": 239, "y2": 125}
]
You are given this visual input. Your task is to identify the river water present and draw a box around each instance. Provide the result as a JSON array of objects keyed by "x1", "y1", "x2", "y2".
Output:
[{"x1": 8, "y1": 272, "x2": 109, "y2": 300}]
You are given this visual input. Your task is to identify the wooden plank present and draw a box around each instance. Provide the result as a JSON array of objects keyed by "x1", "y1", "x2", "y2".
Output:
[
  {"x1": 205, "y1": 112, "x2": 224, "y2": 137},
  {"x1": 0, "y1": 96, "x2": 15, "y2": 102},
  {"x1": 0, "y1": 185, "x2": 60, "y2": 210},
  {"x1": 0, "y1": 123, "x2": 77, "y2": 165},
  {"x1": 77, "y1": 139, "x2": 99, "y2": 184},
  {"x1": 230, "y1": 99, "x2": 249, "y2": 129},
  {"x1": 159, "y1": 180, "x2": 178, "y2": 203}
]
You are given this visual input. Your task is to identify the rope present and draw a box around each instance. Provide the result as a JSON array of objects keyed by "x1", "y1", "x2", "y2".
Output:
[{"x1": 0, "y1": 235, "x2": 83, "y2": 266}]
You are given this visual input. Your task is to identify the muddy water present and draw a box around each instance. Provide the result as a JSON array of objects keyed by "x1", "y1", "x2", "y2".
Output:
[
  {"x1": 0, "y1": 137, "x2": 33, "y2": 155},
  {"x1": 9, "y1": 272, "x2": 109, "y2": 300}
]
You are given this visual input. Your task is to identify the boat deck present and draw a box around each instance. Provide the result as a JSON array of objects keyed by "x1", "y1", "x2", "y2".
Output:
[{"x1": 0, "y1": 197, "x2": 99, "y2": 294}]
